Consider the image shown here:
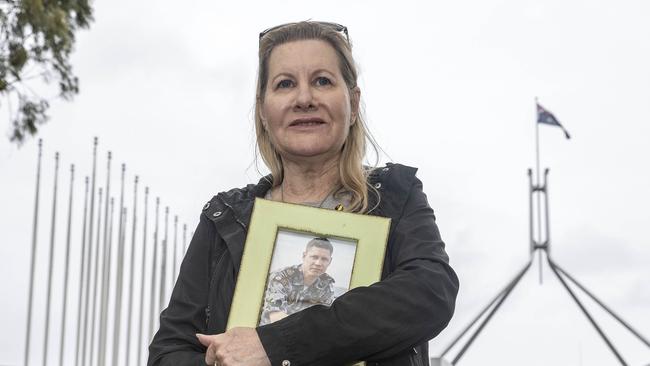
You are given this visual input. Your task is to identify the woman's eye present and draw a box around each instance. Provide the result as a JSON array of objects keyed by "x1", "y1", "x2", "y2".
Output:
[
  {"x1": 277, "y1": 79, "x2": 294, "y2": 89},
  {"x1": 315, "y1": 77, "x2": 332, "y2": 86}
]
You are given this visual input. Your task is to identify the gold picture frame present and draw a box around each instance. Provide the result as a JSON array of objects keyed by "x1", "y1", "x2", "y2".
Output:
[{"x1": 227, "y1": 198, "x2": 391, "y2": 366}]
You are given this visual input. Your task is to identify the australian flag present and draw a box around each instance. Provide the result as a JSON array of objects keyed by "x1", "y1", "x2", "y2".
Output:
[{"x1": 537, "y1": 102, "x2": 570, "y2": 139}]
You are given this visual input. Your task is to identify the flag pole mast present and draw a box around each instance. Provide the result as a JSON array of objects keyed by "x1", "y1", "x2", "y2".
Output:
[
  {"x1": 125, "y1": 175, "x2": 139, "y2": 366},
  {"x1": 148, "y1": 197, "x2": 160, "y2": 342},
  {"x1": 81, "y1": 137, "x2": 98, "y2": 366},
  {"x1": 433, "y1": 101, "x2": 649, "y2": 365},
  {"x1": 59, "y1": 164, "x2": 75, "y2": 366},
  {"x1": 25, "y1": 138, "x2": 43, "y2": 366},
  {"x1": 535, "y1": 99, "x2": 540, "y2": 188},
  {"x1": 137, "y1": 186, "x2": 149, "y2": 366},
  {"x1": 74, "y1": 176, "x2": 89, "y2": 366},
  {"x1": 534, "y1": 97, "x2": 543, "y2": 285},
  {"x1": 42, "y1": 152, "x2": 60, "y2": 366}
]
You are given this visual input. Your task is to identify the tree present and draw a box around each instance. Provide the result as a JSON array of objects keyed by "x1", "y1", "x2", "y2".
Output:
[{"x1": 1, "y1": 0, "x2": 93, "y2": 144}]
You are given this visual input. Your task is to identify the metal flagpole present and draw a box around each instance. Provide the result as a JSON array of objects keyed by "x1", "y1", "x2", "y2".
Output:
[
  {"x1": 534, "y1": 98, "x2": 543, "y2": 284},
  {"x1": 99, "y1": 195, "x2": 115, "y2": 366},
  {"x1": 97, "y1": 151, "x2": 112, "y2": 366},
  {"x1": 537, "y1": 249, "x2": 544, "y2": 285},
  {"x1": 113, "y1": 163, "x2": 127, "y2": 366},
  {"x1": 527, "y1": 169, "x2": 534, "y2": 256},
  {"x1": 74, "y1": 176, "x2": 89, "y2": 366},
  {"x1": 172, "y1": 215, "x2": 178, "y2": 288},
  {"x1": 137, "y1": 187, "x2": 149, "y2": 366},
  {"x1": 159, "y1": 206, "x2": 169, "y2": 311},
  {"x1": 435, "y1": 101, "x2": 641, "y2": 364},
  {"x1": 82, "y1": 137, "x2": 98, "y2": 366},
  {"x1": 89, "y1": 187, "x2": 105, "y2": 366},
  {"x1": 543, "y1": 169, "x2": 551, "y2": 255},
  {"x1": 125, "y1": 176, "x2": 139, "y2": 366},
  {"x1": 149, "y1": 197, "x2": 160, "y2": 341},
  {"x1": 58, "y1": 164, "x2": 75, "y2": 366},
  {"x1": 42, "y1": 152, "x2": 60, "y2": 366},
  {"x1": 182, "y1": 223, "x2": 187, "y2": 255},
  {"x1": 100, "y1": 197, "x2": 115, "y2": 366},
  {"x1": 113, "y1": 206, "x2": 127, "y2": 363},
  {"x1": 24, "y1": 138, "x2": 43, "y2": 366}
]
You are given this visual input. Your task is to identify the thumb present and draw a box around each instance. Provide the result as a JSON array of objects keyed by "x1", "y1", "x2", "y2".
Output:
[{"x1": 195, "y1": 333, "x2": 213, "y2": 347}]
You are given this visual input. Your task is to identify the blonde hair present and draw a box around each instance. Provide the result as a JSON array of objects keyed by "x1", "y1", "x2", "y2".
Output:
[{"x1": 254, "y1": 21, "x2": 379, "y2": 213}]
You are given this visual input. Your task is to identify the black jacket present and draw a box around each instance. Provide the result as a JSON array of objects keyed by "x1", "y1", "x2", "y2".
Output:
[{"x1": 148, "y1": 163, "x2": 459, "y2": 366}]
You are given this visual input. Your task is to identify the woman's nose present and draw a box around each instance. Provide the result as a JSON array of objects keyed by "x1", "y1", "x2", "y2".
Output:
[{"x1": 293, "y1": 84, "x2": 315, "y2": 111}]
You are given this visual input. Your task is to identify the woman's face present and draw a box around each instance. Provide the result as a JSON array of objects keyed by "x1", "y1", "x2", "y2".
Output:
[{"x1": 261, "y1": 39, "x2": 359, "y2": 163}]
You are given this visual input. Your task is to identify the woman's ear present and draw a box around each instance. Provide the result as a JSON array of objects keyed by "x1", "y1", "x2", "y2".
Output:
[{"x1": 350, "y1": 86, "x2": 361, "y2": 125}]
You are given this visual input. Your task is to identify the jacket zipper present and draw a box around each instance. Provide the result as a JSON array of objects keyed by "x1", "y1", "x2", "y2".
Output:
[
  {"x1": 205, "y1": 248, "x2": 228, "y2": 331},
  {"x1": 204, "y1": 306, "x2": 211, "y2": 330},
  {"x1": 204, "y1": 196, "x2": 248, "y2": 330}
]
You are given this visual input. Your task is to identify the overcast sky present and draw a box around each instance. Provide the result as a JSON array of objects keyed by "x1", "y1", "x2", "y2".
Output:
[{"x1": 1, "y1": 0, "x2": 649, "y2": 365}]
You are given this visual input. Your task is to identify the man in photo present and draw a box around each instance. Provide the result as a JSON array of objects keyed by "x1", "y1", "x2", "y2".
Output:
[{"x1": 260, "y1": 237, "x2": 336, "y2": 325}]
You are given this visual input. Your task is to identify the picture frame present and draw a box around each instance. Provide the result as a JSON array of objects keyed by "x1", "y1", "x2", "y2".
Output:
[{"x1": 227, "y1": 198, "x2": 391, "y2": 366}]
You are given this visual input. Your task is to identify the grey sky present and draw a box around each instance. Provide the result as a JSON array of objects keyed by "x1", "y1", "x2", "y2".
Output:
[{"x1": 1, "y1": 0, "x2": 649, "y2": 365}]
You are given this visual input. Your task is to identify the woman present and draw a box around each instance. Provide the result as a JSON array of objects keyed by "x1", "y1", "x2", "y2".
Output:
[{"x1": 148, "y1": 21, "x2": 459, "y2": 366}]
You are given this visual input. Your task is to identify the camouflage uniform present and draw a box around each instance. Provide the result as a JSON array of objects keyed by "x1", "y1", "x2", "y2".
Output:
[{"x1": 260, "y1": 264, "x2": 335, "y2": 325}]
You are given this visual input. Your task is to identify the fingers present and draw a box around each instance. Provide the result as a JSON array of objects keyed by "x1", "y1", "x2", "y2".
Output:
[
  {"x1": 197, "y1": 333, "x2": 222, "y2": 365},
  {"x1": 197, "y1": 329, "x2": 270, "y2": 366}
]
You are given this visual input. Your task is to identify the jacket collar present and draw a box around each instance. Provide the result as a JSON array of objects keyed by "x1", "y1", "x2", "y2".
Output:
[{"x1": 212, "y1": 168, "x2": 389, "y2": 224}]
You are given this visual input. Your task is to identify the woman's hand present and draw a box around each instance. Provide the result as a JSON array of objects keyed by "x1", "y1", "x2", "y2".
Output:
[{"x1": 196, "y1": 328, "x2": 271, "y2": 366}]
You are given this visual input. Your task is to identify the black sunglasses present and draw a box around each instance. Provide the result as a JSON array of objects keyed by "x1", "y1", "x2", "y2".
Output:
[{"x1": 259, "y1": 21, "x2": 350, "y2": 44}]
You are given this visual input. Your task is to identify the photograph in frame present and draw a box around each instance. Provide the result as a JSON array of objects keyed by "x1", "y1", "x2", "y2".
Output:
[
  {"x1": 227, "y1": 198, "x2": 391, "y2": 366},
  {"x1": 259, "y1": 230, "x2": 357, "y2": 326}
]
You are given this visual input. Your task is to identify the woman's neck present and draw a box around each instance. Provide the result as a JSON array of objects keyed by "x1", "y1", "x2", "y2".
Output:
[{"x1": 274, "y1": 155, "x2": 341, "y2": 204}]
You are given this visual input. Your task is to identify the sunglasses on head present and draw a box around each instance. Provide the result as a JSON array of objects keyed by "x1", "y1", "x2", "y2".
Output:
[{"x1": 259, "y1": 21, "x2": 350, "y2": 44}]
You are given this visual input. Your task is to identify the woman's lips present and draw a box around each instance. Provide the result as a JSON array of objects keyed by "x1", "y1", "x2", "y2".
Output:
[{"x1": 289, "y1": 118, "x2": 326, "y2": 127}]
